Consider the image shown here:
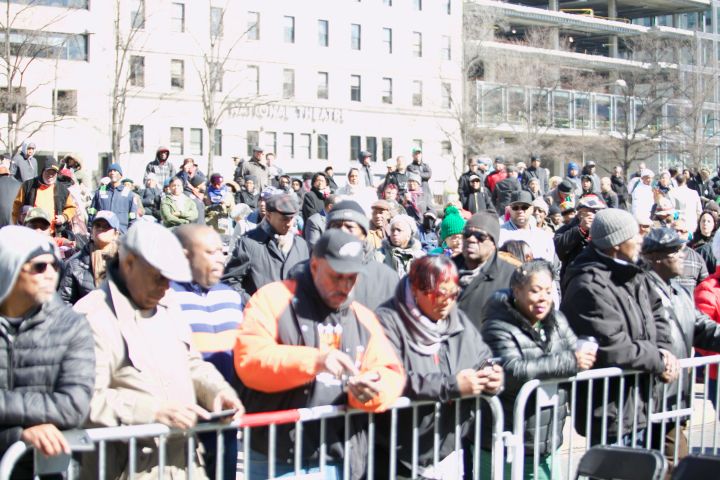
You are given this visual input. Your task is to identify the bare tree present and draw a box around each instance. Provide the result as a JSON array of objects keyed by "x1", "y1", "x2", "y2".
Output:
[
  {"x1": 596, "y1": 34, "x2": 684, "y2": 174},
  {"x1": 0, "y1": 0, "x2": 77, "y2": 154},
  {"x1": 110, "y1": 0, "x2": 145, "y2": 165},
  {"x1": 663, "y1": 35, "x2": 720, "y2": 171},
  {"x1": 192, "y1": 3, "x2": 270, "y2": 175}
]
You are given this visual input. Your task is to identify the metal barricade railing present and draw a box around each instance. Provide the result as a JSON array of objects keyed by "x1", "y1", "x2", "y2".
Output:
[
  {"x1": 0, "y1": 394, "x2": 506, "y2": 480},
  {"x1": 508, "y1": 355, "x2": 720, "y2": 480}
]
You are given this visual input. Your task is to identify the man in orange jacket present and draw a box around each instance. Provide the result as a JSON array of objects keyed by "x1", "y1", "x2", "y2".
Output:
[{"x1": 235, "y1": 229, "x2": 406, "y2": 479}]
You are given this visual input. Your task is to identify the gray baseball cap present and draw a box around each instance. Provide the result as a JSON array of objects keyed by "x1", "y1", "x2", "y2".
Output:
[{"x1": 122, "y1": 222, "x2": 192, "y2": 282}]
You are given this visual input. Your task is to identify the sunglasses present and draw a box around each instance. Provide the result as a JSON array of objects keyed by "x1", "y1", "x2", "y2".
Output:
[
  {"x1": 511, "y1": 204, "x2": 531, "y2": 211},
  {"x1": 25, "y1": 260, "x2": 59, "y2": 275},
  {"x1": 463, "y1": 230, "x2": 491, "y2": 243}
]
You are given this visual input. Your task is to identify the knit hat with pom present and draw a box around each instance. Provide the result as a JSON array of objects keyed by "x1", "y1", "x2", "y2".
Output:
[{"x1": 439, "y1": 206, "x2": 466, "y2": 240}]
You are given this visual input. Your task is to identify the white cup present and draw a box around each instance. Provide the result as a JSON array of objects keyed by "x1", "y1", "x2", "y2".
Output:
[{"x1": 576, "y1": 338, "x2": 598, "y2": 354}]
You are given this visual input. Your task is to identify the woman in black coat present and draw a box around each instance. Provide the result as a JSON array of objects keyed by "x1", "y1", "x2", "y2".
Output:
[
  {"x1": 300, "y1": 172, "x2": 328, "y2": 221},
  {"x1": 481, "y1": 259, "x2": 595, "y2": 480},
  {"x1": 376, "y1": 255, "x2": 503, "y2": 479}
]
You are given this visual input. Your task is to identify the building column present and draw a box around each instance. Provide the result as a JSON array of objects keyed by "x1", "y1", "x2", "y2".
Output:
[
  {"x1": 608, "y1": 0, "x2": 618, "y2": 57},
  {"x1": 549, "y1": 0, "x2": 560, "y2": 49}
]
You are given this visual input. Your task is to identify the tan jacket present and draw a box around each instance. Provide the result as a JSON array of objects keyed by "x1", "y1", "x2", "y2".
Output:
[{"x1": 74, "y1": 277, "x2": 238, "y2": 480}]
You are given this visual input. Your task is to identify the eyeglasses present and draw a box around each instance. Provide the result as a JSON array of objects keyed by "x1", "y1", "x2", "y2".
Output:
[
  {"x1": 511, "y1": 204, "x2": 531, "y2": 211},
  {"x1": 463, "y1": 230, "x2": 491, "y2": 243},
  {"x1": 24, "y1": 260, "x2": 59, "y2": 275},
  {"x1": 424, "y1": 287, "x2": 460, "y2": 302}
]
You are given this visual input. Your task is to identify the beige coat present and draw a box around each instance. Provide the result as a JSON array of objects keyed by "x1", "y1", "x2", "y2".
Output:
[{"x1": 74, "y1": 277, "x2": 238, "y2": 480}]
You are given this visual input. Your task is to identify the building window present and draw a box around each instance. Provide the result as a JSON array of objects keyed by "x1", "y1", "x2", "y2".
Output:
[
  {"x1": 0, "y1": 87, "x2": 26, "y2": 114},
  {"x1": 383, "y1": 27, "x2": 392, "y2": 54},
  {"x1": 210, "y1": 62, "x2": 223, "y2": 92},
  {"x1": 247, "y1": 11, "x2": 260, "y2": 40},
  {"x1": 210, "y1": 7, "x2": 223, "y2": 37},
  {"x1": 317, "y1": 72, "x2": 329, "y2": 100},
  {"x1": 171, "y1": 3, "x2": 185, "y2": 33},
  {"x1": 190, "y1": 128, "x2": 203, "y2": 155},
  {"x1": 318, "y1": 19, "x2": 329, "y2": 47},
  {"x1": 265, "y1": 132, "x2": 277, "y2": 154},
  {"x1": 382, "y1": 78, "x2": 393, "y2": 104},
  {"x1": 129, "y1": 125, "x2": 144, "y2": 153},
  {"x1": 441, "y1": 82, "x2": 452, "y2": 108},
  {"x1": 130, "y1": 0, "x2": 145, "y2": 29},
  {"x1": 170, "y1": 59, "x2": 184, "y2": 90},
  {"x1": 283, "y1": 69, "x2": 295, "y2": 99},
  {"x1": 412, "y1": 80, "x2": 423, "y2": 106},
  {"x1": 130, "y1": 55, "x2": 144, "y2": 87},
  {"x1": 246, "y1": 130, "x2": 259, "y2": 156},
  {"x1": 413, "y1": 139, "x2": 423, "y2": 152},
  {"x1": 414, "y1": 0, "x2": 422, "y2": 10},
  {"x1": 52, "y1": 89, "x2": 77, "y2": 116},
  {"x1": 298, "y1": 133, "x2": 311, "y2": 160},
  {"x1": 366, "y1": 137, "x2": 377, "y2": 160},
  {"x1": 213, "y1": 129, "x2": 222, "y2": 156},
  {"x1": 382, "y1": 137, "x2": 392, "y2": 161},
  {"x1": 284, "y1": 16, "x2": 295, "y2": 43},
  {"x1": 6, "y1": 30, "x2": 89, "y2": 61},
  {"x1": 350, "y1": 135, "x2": 361, "y2": 161},
  {"x1": 247, "y1": 65, "x2": 259, "y2": 95},
  {"x1": 384, "y1": 0, "x2": 392, "y2": 5},
  {"x1": 170, "y1": 127, "x2": 184, "y2": 155},
  {"x1": 351, "y1": 24, "x2": 361, "y2": 50},
  {"x1": 446, "y1": 0, "x2": 451, "y2": 14},
  {"x1": 441, "y1": 141, "x2": 452, "y2": 155},
  {"x1": 412, "y1": 32, "x2": 422, "y2": 57},
  {"x1": 318, "y1": 134, "x2": 329, "y2": 159},
  {"x1": 281, "y1": 132, "x2": 294, "y2": 159},
  {"x1": 350, "y1": 75, "x2": 361, "y2": 102},
  {"x1": 9, "y1": 0, "x2": 88, "y2": 6},
  {"x1": 441, "y1": 35, "x2": 451, "y2": 60}
]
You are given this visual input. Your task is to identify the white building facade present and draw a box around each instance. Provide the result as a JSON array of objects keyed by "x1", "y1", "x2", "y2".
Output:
[{"x1": 2, "y1": 0, "x2": 464, "y2": 191}]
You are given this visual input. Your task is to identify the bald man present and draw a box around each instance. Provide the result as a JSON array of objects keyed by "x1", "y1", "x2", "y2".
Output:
[{"x1": 172, "y1": 224, "x2": 244, "y2": 480}]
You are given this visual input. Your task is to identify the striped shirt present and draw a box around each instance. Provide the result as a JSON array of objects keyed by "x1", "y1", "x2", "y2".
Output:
[{"x1": 171, "y1": 281, "x2": 243, "y2": 382}]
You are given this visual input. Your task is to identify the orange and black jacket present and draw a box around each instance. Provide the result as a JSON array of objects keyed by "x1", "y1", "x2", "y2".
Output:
[{"x1": 235, "y1": 264, "x2": 405, "y2": 468}]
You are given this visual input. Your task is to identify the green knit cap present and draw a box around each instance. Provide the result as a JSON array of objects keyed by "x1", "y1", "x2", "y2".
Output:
[{"x1": 440, "y1": 206, "x2": 466, "y2": 240}]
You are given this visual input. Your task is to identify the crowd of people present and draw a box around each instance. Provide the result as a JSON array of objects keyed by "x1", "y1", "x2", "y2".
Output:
[{"x1": 3, "y1": 142, "x2": 720, "y2": 479}]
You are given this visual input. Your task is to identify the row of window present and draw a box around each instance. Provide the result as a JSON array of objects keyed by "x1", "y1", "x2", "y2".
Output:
[
  {"x1": 129, "y1": 127, "x2": 452, "y2": 163},
  {"x1": 129, "y1": 126, "x2": 222, "y2": 157},
  {"x1": 251, "y1": 14, "x2": 452, "y2": 60},
  {"x1": 0, "y1": 87, "x2": 77, "y2": 116},
  {"x1": 128, "y1": 56, "x2": 453, "y2": 108},
  {"x1": 2, "y1": 30, "x2": 88, "y2": 61},
  {"x1": 9, "y1": 0, "x2": 88, "y2": 7}
]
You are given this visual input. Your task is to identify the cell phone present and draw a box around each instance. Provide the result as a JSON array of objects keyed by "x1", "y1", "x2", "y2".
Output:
[
  {"x1": 479, "y1": 357, "x2": 502, "y2": 369},
  {"x1": 200, "y1": 408, "x2": 238, "y2": 423}
]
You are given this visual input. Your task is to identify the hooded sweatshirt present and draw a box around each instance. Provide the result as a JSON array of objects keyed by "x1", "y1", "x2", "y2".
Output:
[{"x1": 0, "y1": 226, "x2": 56, "y2": 305}]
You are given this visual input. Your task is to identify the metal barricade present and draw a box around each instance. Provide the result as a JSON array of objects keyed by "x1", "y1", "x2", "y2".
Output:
[
  {"x1": 508, "y1": 355, "x2": 720, "y2": 480},
  {"x1": 0, "y1": 394, "x2": 506, "y2": 480}
]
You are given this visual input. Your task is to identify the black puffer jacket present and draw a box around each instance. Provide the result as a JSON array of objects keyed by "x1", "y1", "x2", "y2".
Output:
[
  {"x1": 59, "y1": 242, "x2": 95, "y2": 305},
  {"x1": 0, "y1": 295, "x2": 95, "y2": 455},
  {"x1": 481, "y1": 290, "x2": 577, "y2": 455},
  {"x1": 376, "y1": 279, "x2": 494, "y2": 469},
  {"x1": 561, "y1": 246, "x2": 670, "y2": 440}
]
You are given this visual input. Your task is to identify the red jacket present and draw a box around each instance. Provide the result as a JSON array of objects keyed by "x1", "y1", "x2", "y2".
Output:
[
  {"x1": 485, "y1": 169, "x2": 507, "y2": 193},
  {"x1": 695, "y1": 270, "x2": 720, "y2": 379}
]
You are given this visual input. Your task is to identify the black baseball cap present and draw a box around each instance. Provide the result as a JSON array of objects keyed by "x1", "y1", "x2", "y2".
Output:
[{"x1": 313, "y1": 230, "x2": 366, "y2": 274}]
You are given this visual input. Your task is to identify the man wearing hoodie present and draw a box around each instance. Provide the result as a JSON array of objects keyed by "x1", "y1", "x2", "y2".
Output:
[
  {"x1": 11, "y1": 141, "x2": 38, "y2": 183},
  {"x1": 12, "y1": 158, "x2": 77, "y2": 235},
  {"x1": 88, "y1": 163, "x2": 138, "y2": 234},
  {"x1": 565, "y1": 162, "x2": 582, "y2": 194},
  {"x1": 0, "y1": 226, "x2": 95, "y2": 475},
  {"x1": 145, "y1": 146, "x2": 176, "y2": 186}
]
